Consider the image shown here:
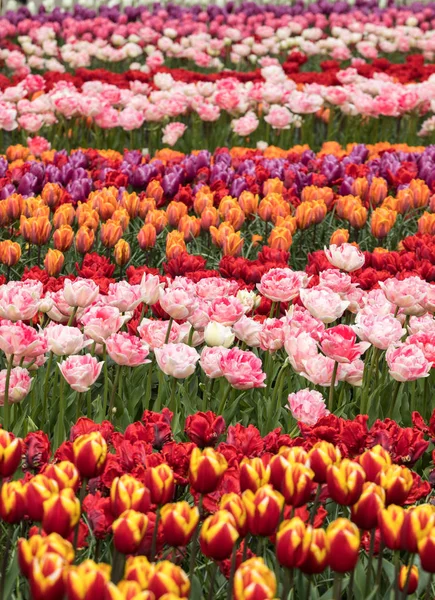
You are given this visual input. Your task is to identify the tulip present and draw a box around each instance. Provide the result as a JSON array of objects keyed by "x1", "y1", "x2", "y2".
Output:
[
  {"x1": 276, "y1": 517, "x2": 312, "y2": 569},
  {"x1": 59, "y1": 355, "x2": 104, "y2": 393},
  {"x1": 144, "y1": 463, "x2": 175, "y2": 505},
  {"x1": 42, "y1": 183, "x2": 63, "y2": 209},
  {"x1": 351, "y1": 483, "x2": 385, "y2": 530},
  {"x1": 53, "y1": 224, "x2": 74, "y2": 251},
  {"x1": 124, "y1": 556, "x2": 153, "y2": 588},
  {"x1": 0, "y1": 429, "x2": 23, "y2": 477},
  {"x1": 308, "y1": 441, "x2": 341, "y2": 483},
  {"x1": 5, "y1": 193, "x2": 23, "y2": 222},
  {"x1": 100, "y1": 219, "x2": 123, "y2": 248},
  {"x1": 379, "y1": 465, "x2": 413, "y2": 505},
  {"x1": 72, "y1": 431, "x2": 108, "y2": 479},
  {"x1": 370, "y1": 207, "x2": 397, "y2": 238},
  {"x1": 42, "y1": 461, "x2": 80, "y2": 491},
  {"x1": 75, "y1": 226, "x2": 95, "y2": 254},
  {"x1": 220, "y1": 493, "x2": 248, "y2": 537},
  {"x1": 0, "y1": 480, "x2": 26, "y2": 523},
  {"x1": 239, "y1": 457, "x2": 270, "y2": 493},
  {"x1": 114, "y1": 239, "x2": 131, "y2": 267},
  {"x1": 400, "y1": 505, "x2": 435, "y2": 553},
  {"x1": 166, "y1": 231, "x2": 186, "y2": 259},
  {"x1": 64, "y1": 560, "x2": 112, "y2": 600},
  {"x1": 233, "y1": 557, "x2": 276, "y2": 600},
  {"x1": 77, "y1": 206, "x2": 99, "y2": 230},
  {"x1": 357, "y1": 445, "x2": 392, "y2": 482},
  {"x1": 147, "y1": 561, "x2": 190, "y2": 599},
  {"x1": 326, "y1": 518, "x2": 360, "y2": 572},
  {"x1": 222, "y1": 232, "x2": 244, "y2": 256},
  {"x1": 243, "y1": 484, "x2": 284, "y2": 537},
  {"x1": 138, "y1": 224, "x2": 157, "y2": 251},
  {"x1": 112, "y1": 509, "x2": 148, "y2": 555},
  {"x1": 268, "y1": 226, "x2": 292, "y2": 251},
  {"x1": 199, "y1": 510, "x2": 239, "y2": 560},
  {"x1": 200, "y1": 206, "x2": 220, "y2": 230},
  {"x1": 25, "y1": 474, "x2": 59, "y2": 522},
  {"x1": 327, "y1": 459, "x2": 366, "y2": 506},
  {"x1": 189, "y1": 447, "x2": 228, "y2": 494},
  {"x1": 300, "y1": 528, "x2": 330, "y2": 575},
  {"x1": 110, "y1": 474, "x2": 151, "y2": 517},
  {"x1": 0, "y1": 240, "x2": 21, "y2": 267},
  {"x1": 18, "y1": 533, "x2": 74, "y2": 578},
  {"x1": 20, "y1": 215, "x2": 52, "y2": 246},
  {"x1": 29, "y1": 553, "x2": 66, "y2": 600},
  {"x1": 281, "y1": 463, "x2": 314, "y2": 507},
  {"x1": 398, "y1": 565, "x2": 419, "y2": 595},
  {"x1": 324, "y1": 243, "x2": 365, "y2": 272},
  {"x1": 418, "y1": 527, "x2": 435, "y2": 573},
  {"x1": 330, "y1": 228, "x2": 350, "y2": 246},
  {"x1": 42, "y1": 488, "x2": 81, "y2": 537},
  {"x1": 378, "y1": 505, "x2": 406, "y2": 550},
  {"x1": 44, "y1": 249, "x2": 64, "y2": 276},
  {"x1": 53, "y1": 204, "x2": 75, "y2": 228},
  {"x1": 161, "y1": 501, "x2": 199, "y2": 547}
]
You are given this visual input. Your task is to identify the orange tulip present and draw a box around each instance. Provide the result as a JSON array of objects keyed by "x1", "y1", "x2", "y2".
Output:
[
  {"x1": 44, "y1": 249, "x2": 64, "y2": 276},
  {"x1": 53, "y1": 225, "x2": 74, "y2": 252}
]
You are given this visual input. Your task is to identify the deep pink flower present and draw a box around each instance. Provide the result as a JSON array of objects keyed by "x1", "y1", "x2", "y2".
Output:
[
  {"x1": 219, "y1": 347, "x2": 266, "y2": 390},
  {"x1": 320, "y1": 325, "x2": 370, "y2": 363},
  {"x1": 105, "y1": 332, "x2": 151, "y2": 367}
]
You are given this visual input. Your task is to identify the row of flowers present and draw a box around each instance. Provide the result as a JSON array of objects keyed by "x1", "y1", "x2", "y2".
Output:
[{"x1": 0, "y1": 407, "x2": 434, "y2": 599}]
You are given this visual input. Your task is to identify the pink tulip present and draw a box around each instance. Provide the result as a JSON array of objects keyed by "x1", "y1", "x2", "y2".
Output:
[
  {"x1": 0, "y1": 321, "x2": 47, "y2": 359},
  {"x1": 80, "y1": 305, "x2": 128, "y2": 343},
  {"x1": 58, "y1": 354, "x2": 104, "y2": 392},
  {"x1": 259, "y1": 318, "x2": 285, "y2": 352},
  {"x1": 300, "y1": 354, "x2": 338, "y2": 387},
  {"x1": 104, "y1": 281, "x2": 144, "y2": 312},
  {"x1": 408, "y1": 314, "x2": 435, "y2": 335},
  {"x1": 232, "y1": 316, "x2": 262, "y2": 347},
  {"x1": 379, "y1": 277, "x2": 427, "y2": 315},
  {"x1": 140, "y1": 273, "x2": 165, "y2": 306},
  {"x1": 160, "y1": 288, "x2": 198, "y2": 320},
  {"x1": 320, "y1": 325, "x2": 370, "y2": 363},
  {"x1": 196, "y1": 278, "x2": 239, "y2": 301},
  {"x1": 208, "y1": 296, "x2": 245, "y2": 327},
  {"x1": 353, "y1": 313, "x2": 405, "y2": 350},
  {"x1": 154, "y1": 343, "x2": 199, "y2": 379},
  {"x1": 318, "y1": 269, "x2": 353, "y2": 294},
  {"x1": 339, "y1": 359, "x2": 365, "y2": 386},
  {"x1": 284, "y1": 305, "x2": 325, "y2": 341},
  {"x1": 200, "y1": 346, "x2": 230, "y2": 379},
  {"x1": 105, "y1": 332, "x2": 151, "y2": 367},
  {"x1": 45, "y1": 323, "x2": 92, "y2": 356},
  {"x1": 299, "y1": 287, "x2": 349, "y2": 324},
  {"x1": 138, "y1": 318, "x2": 181, "y2": 350},
  {"x1": 0, "y1": 280, "x2": 43, "y2": 321},
  {"x1": 324, "y1": 243, "x2": 365, "y2": 272},
  {"x1": 287, "y1": 388, "x2": 329, "y2": 426},
  {"x1": 285, "y1": 330, "x2": 319, "y2": 373},
  {"x1": 63, "y1": 278, "x2": 100, "y2": 308},
  {"x1": 406, "y1": 332, "x2": 435, "y2": 364},
  {"x1": 386, "y1": 343, "x2": 431, "y2": 382},
  {"x1": 257, "y1": 268, "x2": 309, "y2": 303},
  {"x1": 0, "y1": 366, "x2": 31, "y2": 405},
  {"x1": 219, "y1": 347, "x2": 266, "y2": 390}
]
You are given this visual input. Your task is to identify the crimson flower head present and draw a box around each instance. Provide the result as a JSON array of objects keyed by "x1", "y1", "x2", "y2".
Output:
[
  {"x1": 23, "y1": 431, "x2": 50, "y2": 473},
  {"x1": 185, "y1": 411, "x2": 226, "y2": 448}
]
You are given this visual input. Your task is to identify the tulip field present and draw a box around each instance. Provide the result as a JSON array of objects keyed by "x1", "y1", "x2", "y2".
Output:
[{"x1": 4, "y1": 1, "x2": 435, "y2": 599}]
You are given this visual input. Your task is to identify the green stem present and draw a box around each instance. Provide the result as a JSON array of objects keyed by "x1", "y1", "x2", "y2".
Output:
[
  {"x1": 364, "y1": 528, "x2": 376, "y2": 598},
  {"x1": 67, "y1": 306, "x2": 78, "y2": 327},
  {"x1": 309, "y1": 485, "x2": 322, "y2": 525},
  {"x1": 332, "y1": 573, "x2": 342, "y2": 600},
  {"x1": 348, "y1": 569, "x2": 354, "y2": 600},
  {"x1": 375, "y1": 541, "x2": 384, "y2": 589},
  {"x1": 218, "y1": 385, "x2": 235, "y2": 416},
  {"x1": 281, "y1": 568, "x2": 294, "y2": 600},
  {"x1": 73, "y1": 478, "x2": 87, "y2": 552},
  {"x1": 109, "y1": 364, "x2": 121, "y2": 417},
  {"x1": 164, "y1": 317, "x2": 174, "y2": 344},
  {"x1": 102, "y1": 346, "x2": 108, "y2": 416},
  {"x1": 189, "y1": 495, "x2": 203, "y2": 592},
  {"x1": 187, "y1": 326, "x2": 194, "y2": 347},
  {"x1": 208, "y1": 562, "x2": 219, "y2": 600},
  {"x1": 150, "y1": 507, "x2": 160, "y2": 562},
  {"x1": 169, "y1": 378, "x2": 177, "y2": 412},
  {"x1": 3, "y1": 354, "x2": 14, "y2": 432},
  {"x1": 226, "y1": 543, "x2": 238, "y2": 600},
  {"x1": 425, "y1": 573, "x2": 433, "y2": 600},
  {"x1": 42, "y1": 351, "x2": 54, "y2": 426},
  {"x1": 110, "y1": 549, "x2": 126, "y2": 584},
  {"x1": 328, "y1": 361, "x2": 339, "y2": 413}
]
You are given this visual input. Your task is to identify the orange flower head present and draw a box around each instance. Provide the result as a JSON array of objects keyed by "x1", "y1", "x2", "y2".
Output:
[
  {"x1": 53, "y1": 224, "x2": 74, "y2": 252},
  {"x1": 370, "y1": 207, "x2": 397, "y2": 238},
  {"x1": 239, "y1": 191, "x2": 258, "y2": 216},
  {"x1": 100, "y1": 219, "x2": 123, "y2": 248},
  {"x1": 44, "y1": 249, "x2": 64, "y2": 276},
  {"x1": 114, "y1": 239, "x2": 131, "y2": 267},
  {"x1": 145, "y1": 209, "x2": 168, "y2": 234},
  {"x1": 53, "y1": 204, "x2": 75, "y2": 228},
  {"x1": 75, "y1": 226, "x2": 95, "y2": 254},
  {"x1": 178, "y1": 215, "x2": 201, "y2": 242},
  {"x1": 330, "y1": 228, "x2": 350, "y2": 246},
  {"x1": 200, "y1": 206, "x2": 220, "y2": 230},
  {"x1": 138, "y1": 223, "x2": 157, "y2": 250},
  {"x1": 0, "y1": 240, "x2": 21, "y2": 267},
  {"x1": 166, "y1": 230, "x2": 186, "y2": 259}
]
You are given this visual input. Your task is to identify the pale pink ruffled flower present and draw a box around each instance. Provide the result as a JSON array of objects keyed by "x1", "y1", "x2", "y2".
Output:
[
  {"x1": 58, "y1": 354, "x2": 103, "y2": 393},
  {"x1": 287, "y1": 388, "x2": 329, "y2": 426}
]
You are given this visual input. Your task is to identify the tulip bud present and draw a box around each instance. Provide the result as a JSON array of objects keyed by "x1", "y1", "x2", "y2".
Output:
[
  {"x1": 233, "y1": 557, "x2": 276, "y2": 600},
  {"x1": 64, "y1": 560, "x2": 112, "y2": 600},
  {"x1": 0, "y1": 429, "x2": 23, "y2": 477},
  {"x1": 200, "y1": 510, "x2": 239, "y2": 560},
  {"x1": 112, "y1": 208, "x2": 130, "y2": 232},
  {"x1": 120, "y1": 191, "x2": 140, "y2": 219},
  {"x1": 0, "y1": 480, "x2": 26, "y2": 523},
  {"x1": 44, "y1": 249, "x2": 64, "y2": 276},
  {"x1": 378, "y1": 504, "x2": 406, "y2": 550},
  {"x1": 138, "y1": 198, "x2": 156, "y2": 220},
  {"x1": 53, "y1": 204, "x2": 75, "y2": 228},
  {"x1": 18, "y1": 533, "x2": 74, "y2": 578},
  {"x1": 25, "y1": 474, "x2": 59, "y2": 522},
  {"x1": 281, "y1": 463, "x2": 314, "y2": 507},
  {"x1": 114, "y1": 239, "x2": 131, "y2": 267},
  {"x1": 147, "y1": 561, "x2": 190, "y2": 599},
  {"x1": 327, "y1": 459, "x2": 366, "y2": 506},
  {"x1": 243, "y1": 484, "x2": 284, "y2": 537},
  {"x1": 166, "y1": 230, "x2": 186, "y2": 259},
  {"x1": 357, "y1": 445, "x2": 392, "y2": 482},
  {"x1": 189, "y1": 447, "x2": 228, "y2": 494},
  {"x1": 42, "y1": 488, "x2": 81, "y2": 537},
  {"x1": 269, "y1": 454, "x2": 291, "y2": 491},
  {"x1": 268, "y1": 226, "x2": 292, "y2": 251},
  {"x1": 239, "y1": 457, "x2": 270, "y2": 493},
  {"x1": 144, "y1": 463, "x2": 175, "y2": 505},
  {"x1": 72, "y1": 432, "x2": 108, "y2": 479},
  {"x1": 351, "y1": 482, "x2": 385, "y2": 530},
  {"x1": 239, "y1": 191, "x2": 259, "y2": 217},
  {"x1": 100, "y1": 219, "x2": 123, "y2": 248},
  {"x1": 53, "y1": 224, "x2": 74, "y2": 252},
  {"x1": 400, "y1": 505, "x2": 435, "y2": 553},
  {"x1": 138, "y1": 223, "x2": 157, "y2": 250},
  {"x1": 20, "y1": 215, "x2": 52, "y2": 245},
  {"x1": 167, "y1": 201, "x2": 188, "y2": 227},
  {"x1": 276, "y1": 517, "x2": 312, "y2": 569},
  {"x1": 308, "y1": 441, "x2": 341, "y2": 483},
  {"x1": 124, "y1": 556, "x2": 153, "y2": 588},
  {"x1": 77, "y1": 205, "x2": 99, "y2": 230},
  {"x1": 326, "y1": 518, "x2": 360, "y2": 573},
  {"x1": 203, "y1": 321, "x2": 235, "y2": 348},
  {"x1": 29, "y1": 553, "x2": 66, "y2": 600},
  {"x1": 370, "y1": 207, "x2": 397, "y2": 239},
  {"x1": 222, "y1": 232, "x2": 244, "y2": 257},
  {"x1": 110, "y1": 474, "x2": 151, "y2": 517},
  {"x1": 146, "y1": 209, "x2": 168, "y2": 234},
  {"x1": 42, "y1": 183, "x2": 63, "y2": 210},
  {"x1": 161, "y1": 501, "x2": 199, "y2": 547},
  {"x1": 378, "y1": 465, "x2": 413, "y2": 505},
  {"x1": 330, "y1": 228, "x2": 350, "y2": 246},
  {"x1": 398, "y1": 565, "x2": 419, "y2": 595},
  {"x1": 112, "y1": 509, "x2": 148, "y2": 555},
  {"x1": 41, "y1": 461, "x2": 80, "y2": 491},
  {"x1": 0, "y1": 240, "x2": 21, "y2": 267},
  {"x1": 299, "y1": 528, "x2": 330, "y2": 575},
  {"x1": 5, "y1": 193, "x2": 24, "y2": 222},
  {"x1": 200, "y1": 206, "x2": 220, "y2": 230},
  {"x1": 75, "y1": 226, "x2": 95, "y2": 254},
  {"x1": 418, "y1": 526, "x2": 435, "y2": 573},
  {"x1": 369, "y1": 177, "x2": 388, "y2": 207},
  {"x1": 220, "y1": 493, "x2": 248, "y2": 537}
]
